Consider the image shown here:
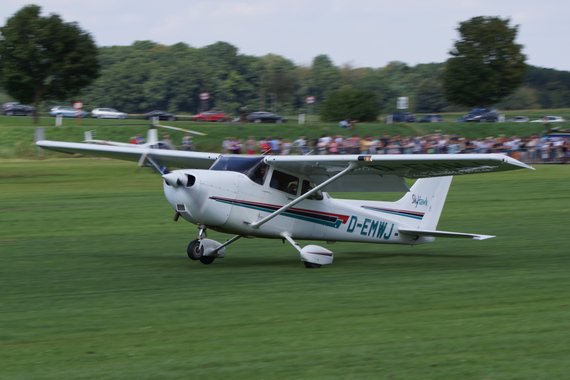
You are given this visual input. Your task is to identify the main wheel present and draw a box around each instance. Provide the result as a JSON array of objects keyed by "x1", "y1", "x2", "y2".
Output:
[
  {"x1": 199, "y1": 256, "x2": 215, "y2": 265},
  {"x1": 303, "y1": 261, "x2": 322, "y2": 269},
  {"x1": 187, "y1": 239, "x2": 203, "y2": 261}
]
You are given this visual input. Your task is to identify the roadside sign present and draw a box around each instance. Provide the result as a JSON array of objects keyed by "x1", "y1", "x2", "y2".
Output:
[
  {"x1": 306, "y1": 96, "x2": 315, "y2": 104},
  {"x1": 397, "y1": 96, "x2": 408, "y2": 110},
  {"x1": 200, "y1": 92, "x2": 210, "y2": 101},
  {"x1": 73, "y1": 101, "x2": 83, "y2": 110}
]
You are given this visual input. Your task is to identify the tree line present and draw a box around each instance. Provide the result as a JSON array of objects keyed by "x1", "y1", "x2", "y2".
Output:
[
  {"x1": 76, "y1": 43, "x2": 570, "y2": 118},
  {"x1": 1, "y1": 6, "x2": 570, "y2": 122}
]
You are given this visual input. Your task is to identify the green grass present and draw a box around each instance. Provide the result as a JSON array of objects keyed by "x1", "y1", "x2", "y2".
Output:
[{"x1": 1, "y1": 158, "x2": 569, "y2": 379}]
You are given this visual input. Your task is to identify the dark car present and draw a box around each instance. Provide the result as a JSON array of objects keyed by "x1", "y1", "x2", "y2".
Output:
[
  {"x1": 460, "y1": 108, "x2": 499, "y2": 122},
  {"x1": 145, "y1": 110, "x2": 177, "y2": 121},
  {"x1": 418, "y1": 114, "x2": 443, "y2": 123},
  {"x1": 191, "y1": 111, "x2": 230, "y2": 122},
  {"x1": 246, "y1": 111, "x2": 286, "y2": 123},
  {"x1": 389, "y1": 112, "x2": 416, "y2": 123},
  {"x1": 2, "y1": 102, "x2": 34, "y2": 116}
]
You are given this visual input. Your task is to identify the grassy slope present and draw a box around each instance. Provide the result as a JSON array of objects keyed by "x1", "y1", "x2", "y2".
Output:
[{"x1": 1, "y1": 159, "x2": 569, "y2": 379}]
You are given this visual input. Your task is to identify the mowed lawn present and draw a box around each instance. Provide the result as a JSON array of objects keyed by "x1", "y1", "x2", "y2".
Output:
[{"x1": 1, "y1": 159, "x2": 569, "y2": 379}]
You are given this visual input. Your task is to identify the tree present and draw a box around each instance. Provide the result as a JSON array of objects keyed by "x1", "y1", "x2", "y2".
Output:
[
  {"x1": 320, "y1": 87, "x2": 378, "y2": 122},
  {"x1": 259, "y1": 54, "x2": 298, "y2": 111},
  {"x1": 309, "y1": 54, "x2": 340, "y2": 103},
  {"x1": 443, "y1": 16, "x2": 526, "y2": 107},
  {"x1": 0, "y1": 5, "x2": 99, "y2": 121},
  {"x1": 415, "y1": 78, "x2": 446, "y2": 112}
]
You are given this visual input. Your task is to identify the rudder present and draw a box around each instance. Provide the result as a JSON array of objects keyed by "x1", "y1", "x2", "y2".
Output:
[{"x1": 394, "y1": 176, "x2": 453, "y2": 230}]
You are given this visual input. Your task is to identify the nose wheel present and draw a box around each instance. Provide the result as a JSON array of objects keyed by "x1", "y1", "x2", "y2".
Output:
[
  {"x1": 187, "y1": 239, "x2": 203, "y2": 261},
  {"x1": 187, "y1": 239, "x2": 216, "y2": 265},
  {"x1": 187, "y1": 239, "x2": 217, "y2": 265}
]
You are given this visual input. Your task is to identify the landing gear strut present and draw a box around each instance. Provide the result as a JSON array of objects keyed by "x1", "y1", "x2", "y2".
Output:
[{"x1": 281, "y1": 233, "x2": 334, "y2": 269}]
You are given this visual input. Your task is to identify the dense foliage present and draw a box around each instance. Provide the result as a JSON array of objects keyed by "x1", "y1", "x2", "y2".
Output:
[
  {"x1": 444, "y1": 16, "x2": 526, "y2": 107},
  {"x1": 320, "y1": 88, "x2": 378, "y2": 122},
  {"x1": 0, "y1": 5, "x2": 99, "y2": 120}
]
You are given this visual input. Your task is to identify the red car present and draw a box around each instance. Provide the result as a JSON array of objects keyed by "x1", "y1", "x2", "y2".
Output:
[{"x1": 191, "y1": 111, "x2": 230, "y2": 122}]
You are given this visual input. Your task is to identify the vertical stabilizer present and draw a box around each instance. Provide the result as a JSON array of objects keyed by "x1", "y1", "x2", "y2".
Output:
[{"x1": 395, "y1": 176, "x2": 453, "y2": 230}]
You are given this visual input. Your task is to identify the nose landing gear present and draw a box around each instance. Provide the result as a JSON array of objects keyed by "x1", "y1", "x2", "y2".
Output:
[
  {"x1": 186, "y1": 239, "x2": 214, "y2": 264},
  {"x1": 186, "y1": 225, "x2": 241, "y2": 265}
]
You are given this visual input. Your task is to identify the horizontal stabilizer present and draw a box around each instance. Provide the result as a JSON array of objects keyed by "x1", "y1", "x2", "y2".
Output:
[{"x1": 399, "y1": 228, "x2": 495, "y2": 240}]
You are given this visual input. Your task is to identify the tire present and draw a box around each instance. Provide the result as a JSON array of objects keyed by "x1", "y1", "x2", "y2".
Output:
[
  {"x1": 187, "y1": 239, "x2": 203, "y2": 260},
  {"x1": 200, "y1": 256, "x2": 215, "y2": 265}
]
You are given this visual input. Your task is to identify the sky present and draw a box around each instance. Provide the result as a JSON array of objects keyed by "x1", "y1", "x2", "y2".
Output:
[{"x1": 2, "y1": 0, "x2": 569, "y2": 71}]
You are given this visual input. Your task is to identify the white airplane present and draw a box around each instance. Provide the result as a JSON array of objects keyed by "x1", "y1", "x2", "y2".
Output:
[{"x1": 36, "y1": 139, "x2": 533, "y2": 268}]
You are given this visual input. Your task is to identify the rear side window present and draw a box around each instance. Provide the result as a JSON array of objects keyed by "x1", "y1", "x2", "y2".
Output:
[{"x1": 269, "y1": 170, "x2": 299, "y2": 195}]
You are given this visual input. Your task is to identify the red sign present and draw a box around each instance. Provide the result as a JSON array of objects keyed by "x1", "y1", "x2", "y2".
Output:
[{"x1": 73, "y1": 101, "x2": 83, "y2": 110}]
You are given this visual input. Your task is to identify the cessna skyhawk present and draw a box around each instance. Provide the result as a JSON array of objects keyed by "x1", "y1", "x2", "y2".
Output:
[{"x1": 37, "y1": 139, "x2": 532, "y2": 268}]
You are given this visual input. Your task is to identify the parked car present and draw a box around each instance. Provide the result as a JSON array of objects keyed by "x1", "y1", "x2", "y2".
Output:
[
  {"x1": 246, "y1": 111, "x2": 286, "y2": 123},
  {"x1": 2, "y1": 102, "x2": 34, "y2": 116},
  {"x1": 389, "y1": 112, "x2": 416, "y2": 122},
  {"x1": 191, "y1": 111, "x2": 230, "y2": 122},
  {"x1": 144, "y1": 110, "x2": 177, "y2": 121},
  {"x1": 91, "y1": 107, "x2": 128, "y2": 119},
  {"x1": 418, "y1": 114, "x2": 443, "y2": 123},
  {"x1": 50, "y1": 106, "x2": 88, "y2": 118},
  {"x1": 530, "y1": 116, "x2": 566, "y2": 123},
  {"x1": 460, "y1": 108, "x2": 499, "y2": 122}
]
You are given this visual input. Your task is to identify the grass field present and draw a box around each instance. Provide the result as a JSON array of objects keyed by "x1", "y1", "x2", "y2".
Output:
[{"x1": 1, "y1": 158, "x2": 569, "y2": 379}]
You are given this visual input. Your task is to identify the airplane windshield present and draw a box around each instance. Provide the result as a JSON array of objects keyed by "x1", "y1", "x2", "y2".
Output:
[{"x1": 210, "y1": 156, "x2": 264, "y2": 173}]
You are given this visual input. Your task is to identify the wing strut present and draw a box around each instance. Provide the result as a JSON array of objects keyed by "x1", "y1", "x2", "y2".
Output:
[
  {"x1": 250, "y1": 162, "x2": 357, "y2": 229},
  {"x1": 141, "y1": 154, "x2": 169, "y2": 175}
]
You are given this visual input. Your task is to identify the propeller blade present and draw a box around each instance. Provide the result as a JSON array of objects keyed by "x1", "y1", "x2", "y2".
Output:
[{"x1": 157, "y1": 124, "x2": 207, "y2": 136}]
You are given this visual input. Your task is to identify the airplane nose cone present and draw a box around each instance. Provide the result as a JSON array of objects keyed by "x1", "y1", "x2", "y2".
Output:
[
  {"x1": 162, "y1": 172, "x2": 181, "y2": 187},
  {"x1": 163, "y1": 172, "x2": 196, "y2": 188}
]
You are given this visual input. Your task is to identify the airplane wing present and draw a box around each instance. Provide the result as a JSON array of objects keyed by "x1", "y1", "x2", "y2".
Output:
[
  {"x1": 37, "y1": 140, "x2": 532, "y2": 192},
  {"x1": 264, "y1": 153, "x2": 533, "y2": 192},
  {"x1": 36, "y1": 140, "x2": 220, "y2": 169}
]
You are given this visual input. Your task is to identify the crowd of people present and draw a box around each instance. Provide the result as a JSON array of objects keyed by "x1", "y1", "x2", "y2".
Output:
[
  {"x1": 219, "y1": 133, "x2": 568, "y2": 164},
  {"x1": 133, "y1": 131, "x2": 568, "y2": 164}
]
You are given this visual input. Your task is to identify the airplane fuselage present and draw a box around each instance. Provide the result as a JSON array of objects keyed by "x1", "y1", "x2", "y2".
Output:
[{"x1": 163, "y1": 169, "x2": 432, "y2": 246}]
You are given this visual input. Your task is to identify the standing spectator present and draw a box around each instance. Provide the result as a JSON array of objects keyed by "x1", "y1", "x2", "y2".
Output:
[
  {"x1": 270, "y1": 137, "x2": 281, "y2": 155},
  {"x1": 281, "y1": 139, "x2": 292, "y2": 155},
  {"x1": 293, "y1": 136, "x2": 308, "y2": 154},
  {"x1": 181, "y1": 135, "x2": 193, "y2": 151},
  {"x1": 259, "y1": 137, "x2": 271, "y2": 154},
  {"x1": 244, "y1": 136, "x2": 257, "y2": 155}
]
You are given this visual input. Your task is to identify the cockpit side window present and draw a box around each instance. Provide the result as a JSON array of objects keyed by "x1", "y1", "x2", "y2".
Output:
[
  {"x1": 301, "y1": 180, "x2": 324, "y2": 200},
  {"x1": 249, "y1": 162, "x2": 269, "y2": 185},
  {"x1": 270, "y1": 170, "x2": 299, "y2": 195}
]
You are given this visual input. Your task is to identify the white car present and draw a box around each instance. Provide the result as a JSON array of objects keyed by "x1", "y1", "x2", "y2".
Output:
[
  {"x1": 91, "y1": 107, "x2": 128, "y2": 119},
  {"x1": 530, "y1": 116, "x2": 565, "y2": 123}
]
